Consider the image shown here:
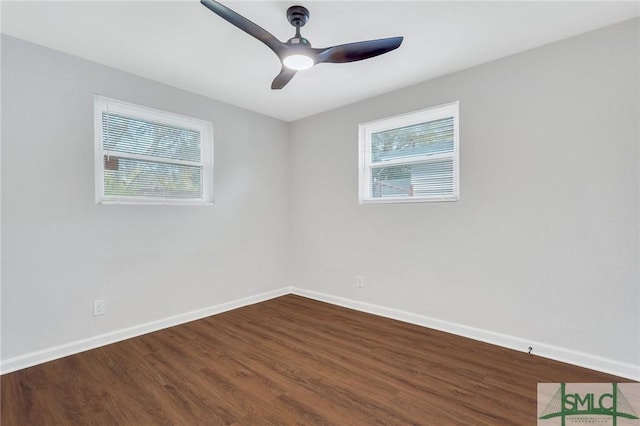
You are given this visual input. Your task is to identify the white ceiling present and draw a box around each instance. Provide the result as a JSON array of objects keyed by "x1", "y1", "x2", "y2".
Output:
[{"x1": 2, "y1": 1, "x2": 638, "y2": 121}]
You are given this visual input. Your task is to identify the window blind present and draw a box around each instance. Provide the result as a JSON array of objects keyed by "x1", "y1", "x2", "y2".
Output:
[
  {"x1": 102, "y1": 112, "x2": 203, "y2": 200},
  {"x1": 371, "y1": 117, "x2": 454, "y2": 162},
  {"x1": 102, "y1": 113, "x2": 202, "y2": 163}
]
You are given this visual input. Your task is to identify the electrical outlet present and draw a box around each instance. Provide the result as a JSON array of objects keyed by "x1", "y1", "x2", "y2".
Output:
[
  {"x1": 93, "y1": 299, "x2": 106, "y2": 316},
  {"x1": 356, "y1": 275, "x2": 364, "y2": 288}
]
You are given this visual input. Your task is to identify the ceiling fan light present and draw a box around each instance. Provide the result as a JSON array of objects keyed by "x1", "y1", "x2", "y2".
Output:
[{"x1": 283, "y1": 54, "x2": 314, "y2": 71}]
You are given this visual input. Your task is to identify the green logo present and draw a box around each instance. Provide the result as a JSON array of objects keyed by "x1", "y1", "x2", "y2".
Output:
[{"x1": 539, "y1": 383, "x2": 639, "y2": 425}]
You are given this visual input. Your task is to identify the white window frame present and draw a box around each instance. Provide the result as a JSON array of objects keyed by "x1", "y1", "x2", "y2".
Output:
[
  {"x1": 94, "y1": 95, "x2": 214, "y2": 205},
  {"x1": 358, "y1": 101, "x2": 459, "y2": 204}
]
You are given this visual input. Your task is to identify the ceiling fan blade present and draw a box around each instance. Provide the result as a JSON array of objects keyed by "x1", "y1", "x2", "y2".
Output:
[
  {"x1": 314, "y1": 36, "x2": 403, "y2": 64},
  {"x1": 200, "y1": 0, "x2": 285, "y2": 56},
  {"x1": 271, "y1": 67, "x2": 297, "y2": 90}
]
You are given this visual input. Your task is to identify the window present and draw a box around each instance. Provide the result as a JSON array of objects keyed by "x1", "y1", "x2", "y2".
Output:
[
  {"x1": 94, "y1": 96, "x2": 213, "y2": 205},
  {"x1": 359, "y1": 101, "x2": 459, "y2": 203}
]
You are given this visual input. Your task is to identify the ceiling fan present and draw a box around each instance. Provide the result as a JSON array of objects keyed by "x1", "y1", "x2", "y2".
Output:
[{"x1": 200, "y1": 0, "x2": 403, "y2": 89}]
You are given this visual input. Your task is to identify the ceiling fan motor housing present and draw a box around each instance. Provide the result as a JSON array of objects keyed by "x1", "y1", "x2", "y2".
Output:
[{"x1": 287, "y1": 37, "x2": 310, "y2": 46}]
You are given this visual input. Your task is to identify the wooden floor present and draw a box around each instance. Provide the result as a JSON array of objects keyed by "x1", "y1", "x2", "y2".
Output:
[{"x1": 1, "y1": 295, "x2": 631, "y2": 425}]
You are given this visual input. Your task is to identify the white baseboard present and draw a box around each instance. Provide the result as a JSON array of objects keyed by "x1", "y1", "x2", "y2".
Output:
[
  {"x1": 4, "y1": 286, "x2": 638, "y2": 381},
  {"x1": 0, "y1": 287, "x2": 291, "y2": 375},
  {"x1": 290, "y1": 287, "x2": 640, "y2": 381}
]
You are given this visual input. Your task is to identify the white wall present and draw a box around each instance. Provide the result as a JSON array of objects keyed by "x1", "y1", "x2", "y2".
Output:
[
  {"x1": 289, "y1": 19, "x2": 639, "y2": 376},
  {"x1": 1, "y1": 36, "x2": 291, "y2": 363}
]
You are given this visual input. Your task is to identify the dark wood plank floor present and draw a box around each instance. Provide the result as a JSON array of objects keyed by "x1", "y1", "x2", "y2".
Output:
[{"x1": 1, "y1": 295, "x2": 632, "y2": 425}]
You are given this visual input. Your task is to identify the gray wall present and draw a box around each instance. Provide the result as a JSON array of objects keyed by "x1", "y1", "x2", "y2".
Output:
[
  {"x1": 290, "y1": 19, "x2": 639, "y2": 367},
  {"x1": 1, "y1": 35, "x2": 291, "y2": 359}
]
